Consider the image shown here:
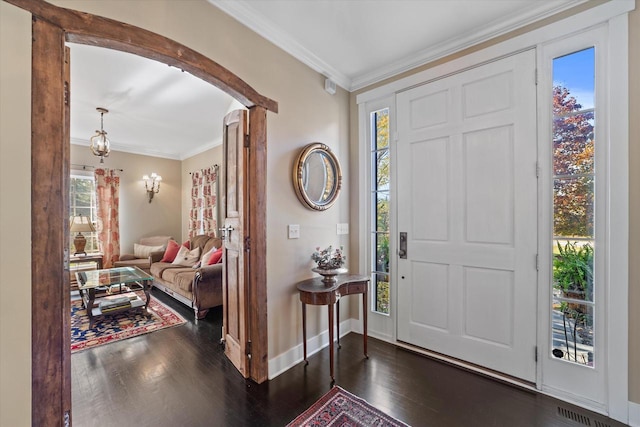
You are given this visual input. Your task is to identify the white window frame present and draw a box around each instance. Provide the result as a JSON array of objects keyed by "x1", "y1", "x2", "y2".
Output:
[
  {"x1": 358, "y1": 95, "x2": 396, "y2": 341},
  {"x1": 356, "y1": 1, "x2": 630, "y2": 422}
]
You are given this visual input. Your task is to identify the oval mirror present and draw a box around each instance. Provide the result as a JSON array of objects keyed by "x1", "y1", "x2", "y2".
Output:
[{"x1": 293, "y1": 143, "x2": 342, "y2": 211}]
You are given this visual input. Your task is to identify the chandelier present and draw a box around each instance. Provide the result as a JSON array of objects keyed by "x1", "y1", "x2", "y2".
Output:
[{"x1": 89, "y1": 107, "x2": 111, "y2": 163}]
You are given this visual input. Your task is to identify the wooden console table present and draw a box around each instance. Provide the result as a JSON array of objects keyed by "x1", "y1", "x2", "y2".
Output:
[{"x1": 296, "y1": 274, "x2": 369, "y2": 382}]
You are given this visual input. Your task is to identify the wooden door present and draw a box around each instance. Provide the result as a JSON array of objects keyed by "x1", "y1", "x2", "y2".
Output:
[
  {"x1": 222, "y1": 109, "x2": 250, "y2": 377},
  {"x1": 396, "y1": 50, "x2": 538, "y2": 381}
]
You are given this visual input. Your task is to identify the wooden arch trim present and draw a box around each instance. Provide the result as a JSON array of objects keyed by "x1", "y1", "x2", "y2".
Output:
[
  {"x1": 6, "y1": 0, "x2": 278, "y2": 113},
  {"x1": 4, "y1": 0, "x2": 274, "y2": 425}
]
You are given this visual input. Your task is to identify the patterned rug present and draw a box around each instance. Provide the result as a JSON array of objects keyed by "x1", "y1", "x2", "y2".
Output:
[
  {"x1": 71, "y1": 291, "x2": 186, "y2": 353},
  {"x1": 287, "y1": 386, "x2": 410, "y2": 427}
]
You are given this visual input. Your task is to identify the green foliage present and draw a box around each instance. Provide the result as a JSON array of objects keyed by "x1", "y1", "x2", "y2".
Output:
[{"x1": 553, "y1": 241, "x2": 593, "y2": 300}]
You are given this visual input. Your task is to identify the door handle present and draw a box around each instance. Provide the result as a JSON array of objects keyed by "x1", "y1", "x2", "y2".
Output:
[
  {"x1": 218, "y1": 226, "x2": 234, "y2": 241},
  {"x1": 399, "y1": 232, "x2": 407, "y2": 259}
]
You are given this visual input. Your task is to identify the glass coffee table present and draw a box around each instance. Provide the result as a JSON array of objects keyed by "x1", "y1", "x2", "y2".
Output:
[{"x1": 75, "y1": 266, "x2": 153, "y2": 328}]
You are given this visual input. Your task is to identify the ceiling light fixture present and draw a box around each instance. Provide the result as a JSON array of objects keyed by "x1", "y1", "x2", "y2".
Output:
[{"x1": 89, "y1": 107, "x2": 111, "y2": 163}]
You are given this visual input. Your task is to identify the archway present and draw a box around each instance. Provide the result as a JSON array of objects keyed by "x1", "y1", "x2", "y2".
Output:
[{"x1": 5, "y1": 0, "x2": 276, "y2": 425}]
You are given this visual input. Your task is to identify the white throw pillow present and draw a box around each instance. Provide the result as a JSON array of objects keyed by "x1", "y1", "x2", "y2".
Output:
[
  {"x1": 171, "y1": 246, "x2": 201, "y2": 267},
  {"x1": 200, "y1": 246, "x2": 218, "y2": 266},
  {"x1": 134, "y1": 243, "x2": 165, "y2": 259}
]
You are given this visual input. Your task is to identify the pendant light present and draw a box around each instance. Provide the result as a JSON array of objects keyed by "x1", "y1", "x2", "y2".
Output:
[{"x1": 89, "y1": 107, "x2": 111, "y2": 163}]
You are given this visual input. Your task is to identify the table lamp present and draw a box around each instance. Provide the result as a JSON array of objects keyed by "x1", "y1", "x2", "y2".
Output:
[{"x1": 70, "y1": 216, "x2": 95, "y2": 255}]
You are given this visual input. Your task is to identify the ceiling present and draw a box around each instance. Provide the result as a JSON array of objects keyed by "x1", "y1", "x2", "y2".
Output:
[
  {"x1": 70, "y1": 0, "x2": 584, "y2": 160},
  {"x1": 70, "y1": 44, "x2": 238, "y2": 161}
]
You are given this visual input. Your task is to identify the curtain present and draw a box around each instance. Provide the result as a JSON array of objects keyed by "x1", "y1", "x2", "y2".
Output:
[
  {"x1": 94, "y1": 168, "x2": 120, "y2": 268},
  {"x1": 189, "y1": 165, "x2": 218, "y2": 238}
]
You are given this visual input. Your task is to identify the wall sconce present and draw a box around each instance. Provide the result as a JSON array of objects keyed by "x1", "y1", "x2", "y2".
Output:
[{"x1": 143, "y1": 173, "x2": 162, "y2": 203}]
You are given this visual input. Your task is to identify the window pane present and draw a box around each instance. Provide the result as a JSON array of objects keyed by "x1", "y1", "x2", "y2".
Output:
[
  {"x1": 553, "y1": 176, "x2": 594, "y2": 238},
  {"x1": 374, "y1": 273, "x2": 390, "y2": 314},
  {"x1": 553, "y1": 240, "x2": 594, "y2": 303},
  {"x1": 374, "y1": 232, "x2": 389, "y2": 273},
  {"x1": 551, "y1": 47, "x2": 595, "y2": 367},
  {"x1": 376, "y1": 191, "x2": 390, "y2": 232},
  {"x1": 551, "y1": 300, "x2": 594, "y2": 366},
  {"x1": 375, "y1": 149, "x2": 390, "y2": 191},
  {"x1": 375, "y1": 109, "x2": 389, "y2": 150}
]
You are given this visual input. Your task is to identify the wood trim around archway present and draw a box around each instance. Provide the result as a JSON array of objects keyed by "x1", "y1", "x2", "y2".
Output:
[{"x1": 4, "y1": 1, "x2": 275, "y2": 425}]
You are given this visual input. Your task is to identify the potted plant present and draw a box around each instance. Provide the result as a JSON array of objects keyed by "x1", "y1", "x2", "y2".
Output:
[
  {"x1": 553, "y1": 241, "x2": 593, "y2": 305},
  {"x1": 311, "y1": 245, "x2": 347, "y2": 285}
]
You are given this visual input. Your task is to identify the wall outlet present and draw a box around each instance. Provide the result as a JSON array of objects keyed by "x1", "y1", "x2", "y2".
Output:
[
  {"x1": 337, "y1": 223, "x2": 349, "y2": 235},
  {"x1": 288, "y1": 224, "x2": 300, "y2": 239}
]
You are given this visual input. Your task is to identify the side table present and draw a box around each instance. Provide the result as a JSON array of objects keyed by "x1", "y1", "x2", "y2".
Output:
[{"x1": 297, "y1": 274, "x2": 369, "y2": 382}]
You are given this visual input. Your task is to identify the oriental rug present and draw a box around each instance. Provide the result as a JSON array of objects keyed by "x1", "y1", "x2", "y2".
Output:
[
  {"x1": 70, "y1": 292, "x2": 186, "y2": 353},
  {"x1": 287, "y1": 386, "x2": 410, "y2": 427}
]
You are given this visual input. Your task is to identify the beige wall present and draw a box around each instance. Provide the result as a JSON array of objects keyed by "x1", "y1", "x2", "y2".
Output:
[
  {"x1": 0, "y1": 3, "x2": 32, "y2": 426},
  {"x1": 70, "y1": 146, "x2": 183, "y2": 253},
  {"x1": 349, "y1": 0, "x2": 639, "y2": 406},
  {"x1": 181, "y1": 146, "x2": 223, "y2": 241}
]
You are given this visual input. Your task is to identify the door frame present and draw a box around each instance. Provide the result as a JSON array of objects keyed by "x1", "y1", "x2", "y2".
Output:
[
  {"x1": 5, "y1": 0, "x2": 277, "y2": 425},
  {"x1": 356, "y1": 1, "x2": 630, "y2": 422}
]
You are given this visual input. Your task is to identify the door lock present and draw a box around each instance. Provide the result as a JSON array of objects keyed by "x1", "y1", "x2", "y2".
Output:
[{"x1": 399, "y1": 232, "x2": 407, "y2": 259}]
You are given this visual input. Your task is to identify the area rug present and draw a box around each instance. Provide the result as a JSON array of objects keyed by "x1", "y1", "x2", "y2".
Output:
[
  {"x1": 71, "y1": 292, "x2": 186, "y2": 353},
  {"x1": 287, "y1": 386, "x2": 410, "y2": 427}
]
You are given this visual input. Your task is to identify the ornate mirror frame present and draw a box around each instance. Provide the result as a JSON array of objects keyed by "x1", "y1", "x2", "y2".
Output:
[{"x1": 293, "y1": 143, "x2": 342, "y2": 211}]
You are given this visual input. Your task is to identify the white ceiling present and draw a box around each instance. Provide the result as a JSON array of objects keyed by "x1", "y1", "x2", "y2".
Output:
[
  {"x1": 70, "y1": 0, "x2": 584, "y2": 160},
  {"x1": 70, "y1": 44, "x2": 238, "y2": 161},
  {"x1": 210, "y1": 0, "x2": 584, "y2": 91}
]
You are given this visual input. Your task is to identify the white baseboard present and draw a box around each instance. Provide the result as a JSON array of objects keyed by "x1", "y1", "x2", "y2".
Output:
[
  {"x1": 268, "y1": 318, "x2": 354, "y2": 380},
  {"x1": 630, "y1": 401, "x2": 640, "y2": 427}
]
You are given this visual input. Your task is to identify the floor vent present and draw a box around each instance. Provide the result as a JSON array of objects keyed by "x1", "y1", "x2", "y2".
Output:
[
  {"x1": 593, "y1": 420, "x2": 611, "y2": 427},
  {"x1": 557, "y1": 406, "x2": 592, "y2": 425}
]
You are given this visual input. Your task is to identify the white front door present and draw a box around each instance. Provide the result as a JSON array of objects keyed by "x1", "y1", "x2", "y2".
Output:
[{"x1": 396, "y1": 49, "x2": 538, "y2": 381}]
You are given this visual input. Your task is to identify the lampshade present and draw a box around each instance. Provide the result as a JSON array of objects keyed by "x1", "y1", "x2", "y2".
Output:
[{"x1": 70, "y1": 216, "x2": 95, "y2": 233}]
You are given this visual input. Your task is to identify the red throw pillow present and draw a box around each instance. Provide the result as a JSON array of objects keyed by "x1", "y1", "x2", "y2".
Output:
[
  {"x1": 160, "y1": 240, "x2": 180, "y2": 263},
  {"x1": 182, "y1": 239, "x2": 191, "y2": 249},
  {"x1": 208, "y1": 247, "x2": 223, "y2": 265}
]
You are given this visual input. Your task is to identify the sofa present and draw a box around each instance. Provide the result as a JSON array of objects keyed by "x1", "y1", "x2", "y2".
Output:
[
  {"x1": 114, "y1": 235, "x2": 173, "y2": 273},
  {"x1": 150, "y1": 234, "x2": 223, "y2": 320}
]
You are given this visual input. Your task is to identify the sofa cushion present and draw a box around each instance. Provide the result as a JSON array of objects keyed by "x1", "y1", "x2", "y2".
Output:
[
  {"x1": 134, "y1": 243, "x2": 165, "y2": 259},
  {"x1": 190, "y1": 235, "x2": 213, "y2": 255},
  {"x1": 202, "y1": 238, "x2": 218, "y2": 257},
  {"x1": 208, "y1": 247, "x2": 223, "y2": 265},
  {"x1": 139, "y1": 235, "x2": 172, "y2": 247},
  {"x1": 150, "y1": 262, "x2": 179, "y2": 278},
  {"x1": 171, "y1": 246, "x2": 200, "y2": 267},
  {"x1": 161, "y1": 267, "x2": 195, "y2": 293}
]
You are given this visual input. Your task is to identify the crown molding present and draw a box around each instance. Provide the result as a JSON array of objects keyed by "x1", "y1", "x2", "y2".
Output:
[
  {"x1": 209, "y1": 0, "x2": 588, "y2": 92},
  {"x1": 208, "y1": 0, "x2": 351, "y2": 90},
  {"x1": 350, "y1": 0, "x2": 588, "y2": 90}
]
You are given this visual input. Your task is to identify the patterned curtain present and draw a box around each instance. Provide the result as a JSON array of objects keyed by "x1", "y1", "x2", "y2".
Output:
[
  {"x1": 188, "y1": 165, "x2": 218, "y2": 238},
  {"x1": 94, "y1": 168, "x2": 120, "y2": 268}
]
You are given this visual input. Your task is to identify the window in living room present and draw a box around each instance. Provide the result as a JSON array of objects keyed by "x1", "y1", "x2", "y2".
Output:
[
  {"x1": 371, "y1": 108, "x2": 390, "y2": 315},
  {"x1": 70, "y1": 173, "x2": 98, "y2": 253}
]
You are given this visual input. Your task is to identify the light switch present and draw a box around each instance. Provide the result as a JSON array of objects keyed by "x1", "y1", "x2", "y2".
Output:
[
  {"x1": 288, "y1": 224, "x2": 300, "y2": 239},
  {"x1": 337, "y1": 223, "x2": 349, "y2": 235}
]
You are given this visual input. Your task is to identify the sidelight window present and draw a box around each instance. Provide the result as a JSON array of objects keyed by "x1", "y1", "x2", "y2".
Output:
[
  {"x1": 371, "y1": 108, "x2": 390, "y2": 314},
  {"x1": 550, "y1": 47, "x2": 595, "y2": 367}
]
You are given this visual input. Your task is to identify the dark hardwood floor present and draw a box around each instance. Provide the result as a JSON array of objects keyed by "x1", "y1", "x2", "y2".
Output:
[{"x1": 71, "y1": 290, "x2": 626, "y2": 427}]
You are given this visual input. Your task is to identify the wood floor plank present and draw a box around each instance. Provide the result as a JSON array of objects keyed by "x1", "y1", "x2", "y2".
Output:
[{"x1": 71, "y1": 290, "x2": 626, "y2": 426}]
